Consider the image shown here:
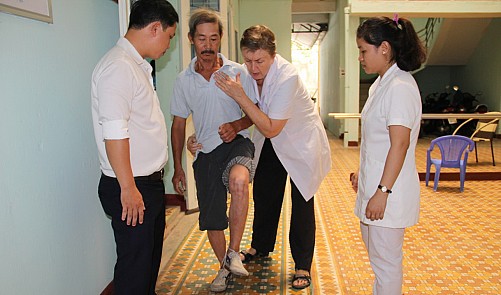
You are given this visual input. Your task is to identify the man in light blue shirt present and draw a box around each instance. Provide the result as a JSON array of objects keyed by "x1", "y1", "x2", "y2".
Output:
[{"x1": 170, "y1": 8, "x2": 257, "y2": 293}]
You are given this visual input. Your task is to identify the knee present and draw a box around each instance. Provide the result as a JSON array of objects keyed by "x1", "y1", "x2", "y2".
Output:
[
  {"x1": 229, "y1": 165, "x2": 249, "y2": 196},
  {"x1": 229, "y1": 164, "x2": 249, "y2": 184}
]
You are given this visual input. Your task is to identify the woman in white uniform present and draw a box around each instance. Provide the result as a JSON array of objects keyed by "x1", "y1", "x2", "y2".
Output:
[
  {"x1": 350, "y1": 16, "x2": 426, "y2": 295},
  {"x1": 214, "y1": 25, "x2": 331, "y2": 290}
]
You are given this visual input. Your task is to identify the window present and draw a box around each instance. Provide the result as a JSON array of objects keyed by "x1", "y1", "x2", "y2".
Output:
[{"x1": 190, "y1": 0, "x2": 219, "y2": 11}]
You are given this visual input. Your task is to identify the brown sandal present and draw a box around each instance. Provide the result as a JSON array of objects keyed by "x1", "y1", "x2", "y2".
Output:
[{"x1": 291, "y1": 274, "x2": 311, "y2": 290}]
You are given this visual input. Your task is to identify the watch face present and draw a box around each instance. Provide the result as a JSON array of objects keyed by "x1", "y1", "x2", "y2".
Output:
[{"x1": 381, "y1": 186, "x2": 387, "y2": 192}]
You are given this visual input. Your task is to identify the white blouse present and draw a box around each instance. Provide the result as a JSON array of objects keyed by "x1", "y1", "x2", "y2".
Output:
[
  {"x1": 354, "y1": 63, "x2": 422, "y2": 228},
  {"x1": 251, "y1": 55, "x2": 331, "y2": 201}
]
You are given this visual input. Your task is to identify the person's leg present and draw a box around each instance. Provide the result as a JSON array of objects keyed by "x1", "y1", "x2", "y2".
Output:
[
  {"x1": 289, "y1": 179, "x2": 315, "y2": 289},
  {"x1": 147, "y1": 182, "x2": 166, "y2": 295},
  {"x1": 251, "y1": 138, "x2": 288, "y2": 253},
  {"x1": 360, "y1": 221, "x2": 369, "y2": 248},
  {"x1": 289, "y1": 180, "x2": 315, "y2": 271},
  {"x1": 207, "y1": 230, "x2": 228, "y2": 264},
  {"x1": 362, "y1": 223, "x2": 405, "y2": 295},
  {"x1": 98, "y1": 175, "x2": 165, "y2": 295},
  {"x1": 193, "y1": 152, "x2": 229, "y2": 263},
  {"x1": 218, "y1": 137, "x2": 255, "y2": 275},
  {"x1": 194, "y1": 146, "x2": 247, "y2": 290},
  {"x1": 227, "y1": 164, "x2": 249, "y2": 252}
]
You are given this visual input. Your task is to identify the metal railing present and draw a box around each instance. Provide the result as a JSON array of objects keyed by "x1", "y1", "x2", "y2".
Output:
[
  {"x1": 417, "y1": 18, "x2": 441, "y2": 51},
  {"x1": 328, "y1": 113, "x2": 501, "y2": 120}
]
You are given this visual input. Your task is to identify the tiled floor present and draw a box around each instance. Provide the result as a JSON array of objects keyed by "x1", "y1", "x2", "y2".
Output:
[{"x1": 157, "y1": 135, "x2": 501, "y2": 294}]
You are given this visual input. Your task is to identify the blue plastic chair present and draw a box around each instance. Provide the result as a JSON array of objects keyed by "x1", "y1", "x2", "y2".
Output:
[{"x1": 425, "y1": 135, "x2": 475, "y2": 192}]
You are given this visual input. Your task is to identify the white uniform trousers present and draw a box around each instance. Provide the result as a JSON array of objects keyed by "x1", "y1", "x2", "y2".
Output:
[{"x1": 360, "y1": 222, "x2": 405, "y2": 295}]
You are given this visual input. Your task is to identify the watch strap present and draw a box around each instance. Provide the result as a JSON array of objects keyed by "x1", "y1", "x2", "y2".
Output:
[{"x1": 378, "y1": 184, "x2": 392, "y2": 194}]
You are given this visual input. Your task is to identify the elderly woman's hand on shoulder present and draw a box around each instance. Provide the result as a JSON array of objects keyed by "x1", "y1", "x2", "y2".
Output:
[{"x1": 214, "y1": 72, "x2": 247, "y2": 104}]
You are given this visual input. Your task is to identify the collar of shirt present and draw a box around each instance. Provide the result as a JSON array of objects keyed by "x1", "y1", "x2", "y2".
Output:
[
  {"x1": 188, "y1": 53, "x2": 231, "y2": 76},
  {"x1": 116, "y1": 37, "x2": 153, "y2": 76},
  {"x1": 253, "y1": 54, "x2": 280, "y2": 112},
  {"x1": 378, "y1": 62, "x2": 399, "y2": 88},
  {"x1": 363, "y1": 63, "x2": 403, "y2": 119},
  {"x1": 262, "y1": 54, "x2": 280, "y2": 91}
]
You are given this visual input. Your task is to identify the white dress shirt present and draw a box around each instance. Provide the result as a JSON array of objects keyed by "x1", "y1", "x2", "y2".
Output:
[{"x1": 91, "y1": 37, "x2": 168, "y2": 177}]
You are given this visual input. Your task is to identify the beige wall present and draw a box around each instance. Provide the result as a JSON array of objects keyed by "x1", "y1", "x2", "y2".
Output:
[
  {"x1": 319, "y1": 0, "x2": 359, "y2": 140},
  {"x1": 237, "y1": 0, "x2": 292, "y2": 61},
  {"x1": 319, "y1": 11, "x2": 343, "y2": 136},
  {"x1": 454, "y1": 18, "x2": 501, "y2": 113}
]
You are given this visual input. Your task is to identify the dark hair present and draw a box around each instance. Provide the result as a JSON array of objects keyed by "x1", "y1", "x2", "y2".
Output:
[
  {"x1": 128, "y1": 0, "x2": 179, "y2": 30},
  {"x1": 240, "y1": 25, "x2": 276, "y2": 56},
  {"x1": 188, "y1": 8, "x2": 223, "y2": 39},
  {"x1": 357, "y1": 16, "x2": 426, "y2": 71}
]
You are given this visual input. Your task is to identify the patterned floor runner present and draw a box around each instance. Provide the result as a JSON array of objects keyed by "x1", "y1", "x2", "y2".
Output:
[
  {"x1": 157, "y1": 136, "x2": 501, "y2": 294},
  {"x1": 156, "y1": 179, "x2": 339, "y2": 294}
]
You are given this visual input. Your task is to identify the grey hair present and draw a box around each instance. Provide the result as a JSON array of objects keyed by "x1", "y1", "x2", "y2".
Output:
[{"x1": 188, "y1": 8, "x2": 223, "y2": 38}]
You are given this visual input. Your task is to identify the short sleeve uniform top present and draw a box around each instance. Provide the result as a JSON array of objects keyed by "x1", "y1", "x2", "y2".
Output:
[{"x1": 355, "y1": 63, "x2": 422, "y2": 228}]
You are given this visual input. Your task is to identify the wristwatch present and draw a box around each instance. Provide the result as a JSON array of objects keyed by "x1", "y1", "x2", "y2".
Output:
[{"x1": 378, "y1": 184, "x2": 392, "y2": 194}]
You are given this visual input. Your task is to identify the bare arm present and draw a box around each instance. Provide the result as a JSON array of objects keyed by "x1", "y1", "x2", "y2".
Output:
[
  {"x1": 214, "y1": 72, "x2": 287, "y2": 138},
  {"x1": 218, "y1": 115, "x2": 254, "y2": 142},
  {"x1": 171, "y1": 116, "x2": 187, "y2": 195},
  {"x1": 105, "y1": 139, "x2": 144, "y2": 226},
  {"x1": 365, "y1": 125, "x2": 410, "y2": 221}
]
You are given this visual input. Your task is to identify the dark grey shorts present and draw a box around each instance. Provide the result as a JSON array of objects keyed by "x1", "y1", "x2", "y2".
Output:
[{"x1": 192, "y1": 135, "x2": 255, "y2": 231}]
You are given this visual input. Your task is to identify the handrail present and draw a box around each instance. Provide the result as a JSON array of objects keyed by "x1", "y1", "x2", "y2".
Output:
[
  {"x1": 417, "y1": 18, "x2": 441, "y2": 50},
  {"x1": 328, "y1": 113, "x2": 501, "y2": 120}
]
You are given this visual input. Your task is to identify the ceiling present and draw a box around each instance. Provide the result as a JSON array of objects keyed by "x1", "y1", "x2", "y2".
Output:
[
  {"x1": 291, "y1": 0, "x2": 336, "y2": 47},
  {"x1": 290, "y1": 1, "x2": 493, "y2": 66},
  {"x1": 426, "y1": 18, "x2": 492, "y2": 66},
  {"x1": 292, "y1": 0, "x2": 336, "y2": 14}
]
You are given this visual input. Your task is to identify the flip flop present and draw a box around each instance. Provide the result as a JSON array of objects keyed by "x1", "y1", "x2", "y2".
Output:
[
  {"x1": 239, "y1": 250, "x2": 254, "y2": 263},
  {"x1": 291, "y1": 274, "x2": 311, "y2": 290},
  {"x1": 239, "y1": 250, "x2": 268, "y2": 263}
]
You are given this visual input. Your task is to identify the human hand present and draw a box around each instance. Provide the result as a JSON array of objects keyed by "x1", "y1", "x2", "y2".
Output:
[
  {"x1": 219, "y1": 122, "x2": 238, "y2": 143},
  {"x1": 186, "y1": 134, "x2": 202, "y2": 156},
  {"x1": 365, "y1": 192, "x2": 388, "y2": 221},
  {"x1": 120, "y1": 186, "x2": 145, "y2": 226},
  {"x1": 172, "y1": 169, "x2": 186, "y2": 195},
  {"x1": 350, "y1": 171, "x2": 359, "y2": 193},
  {"x1": 214, "y1": 72, "x2": 246, "y2": 103}
]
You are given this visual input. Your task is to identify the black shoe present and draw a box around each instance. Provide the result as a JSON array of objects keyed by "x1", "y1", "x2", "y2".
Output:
[{"x1": 239, "y1": 249, "x2": 268, "y2": 263}]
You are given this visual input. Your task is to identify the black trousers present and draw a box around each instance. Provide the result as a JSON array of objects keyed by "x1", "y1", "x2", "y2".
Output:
[
  {"x1": 251, "y1": 138, "x2": 316, "y2": 271},
  {"x1": 98, "y1": 174, "x2": 165, "y2": 295}
]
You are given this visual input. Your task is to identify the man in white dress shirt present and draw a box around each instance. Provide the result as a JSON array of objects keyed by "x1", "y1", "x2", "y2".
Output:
[{"x1": 91, "y1": 1, "x2": 178, "y2": 294}]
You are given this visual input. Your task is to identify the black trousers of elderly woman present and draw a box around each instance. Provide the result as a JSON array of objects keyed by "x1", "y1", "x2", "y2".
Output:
[{"x1": 250, "y1": 138, "x2": 316, "y2": 271}]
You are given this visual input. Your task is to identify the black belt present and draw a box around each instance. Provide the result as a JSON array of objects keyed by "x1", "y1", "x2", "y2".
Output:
[{"x1": 134, "y1": 169, "x2": 164, "y2": 181}]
